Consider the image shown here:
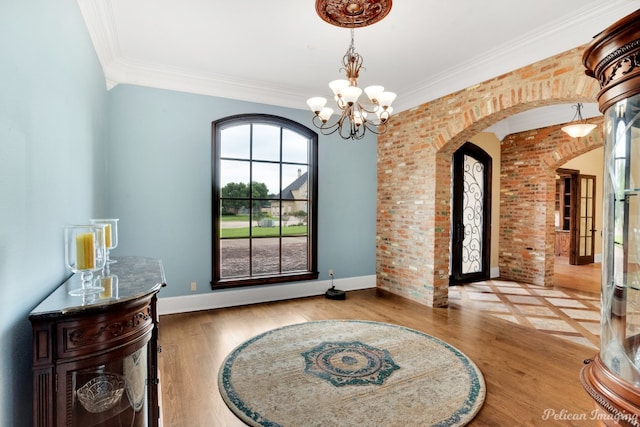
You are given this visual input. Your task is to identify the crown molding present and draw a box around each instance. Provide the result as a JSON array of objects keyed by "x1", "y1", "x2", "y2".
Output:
[
  {"x1": 103, "y1": 56, "x2": 307, "y2": 106},
  {"x1": 78, "y1": 0, "x2": 640, "y2": 112},
  {"x1": 76, "y1": 0, "x2": 121, "y2": 89},
  {"x1": 394, "y1": 1, "x2": 640, "y2": 113}
]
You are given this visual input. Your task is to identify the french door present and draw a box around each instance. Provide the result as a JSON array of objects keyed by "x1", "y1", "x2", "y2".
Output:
[
  {"x1": 573, "y1": 174, "x2": 596, "y2": 265},
  {"x1": 450, "y1": 142, "x2": 492, "y2": 284}
]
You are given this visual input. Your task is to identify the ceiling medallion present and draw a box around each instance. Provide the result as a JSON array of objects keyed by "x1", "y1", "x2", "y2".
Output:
[{"x1": 315, "y1": 0, "x2": 392, "y2": 28}]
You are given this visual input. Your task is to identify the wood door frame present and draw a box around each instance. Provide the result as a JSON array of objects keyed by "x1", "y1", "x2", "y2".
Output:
[
  {"x1": 555, "y1": 168, "x2": 596, "y2": 265},
  {"x1": 556, "y1": 169, "x2": 580, "y2": 264},
  {"x1": 450, "y1": 142, "x2": 492, "y2": 285},
  {"x1": 575, "y1": 174, "x2": 596, "y2": 265}
]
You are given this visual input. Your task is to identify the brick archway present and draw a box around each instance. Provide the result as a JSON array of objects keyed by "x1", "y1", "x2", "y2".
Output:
[
  {"x1": 376, "y1": 45, "x2": 602, "y2": 307},
  {"x1": 499, "y1": 121, "x2": 604, "y2": 289}
]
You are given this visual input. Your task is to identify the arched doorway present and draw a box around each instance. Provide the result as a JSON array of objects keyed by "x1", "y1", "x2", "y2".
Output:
[
  {"x1": 450, "y1": 142, "x2": 492, "y2": 284},
  {"x1": 376, "y1": 44, "x2": 602, "y2": 307}
]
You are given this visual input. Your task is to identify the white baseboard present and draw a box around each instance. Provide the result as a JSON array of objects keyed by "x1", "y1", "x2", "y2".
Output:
[
  {"x1": 490, "y1": 267, "x2": 500, "y2": 278},
  {"x1": 157, "y1": 275, "x2": 376, "y2": 315}
]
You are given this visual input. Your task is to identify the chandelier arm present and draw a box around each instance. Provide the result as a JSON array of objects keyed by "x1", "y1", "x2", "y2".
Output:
[
  {"x1": 363, "y1": 121, "x2": 385, "y2": 135},
  {"x1": 339, "y1": 111, "x2": 357, "y2": 139},
  {"x1": 321, "y1": 127, "x2": 340, "y2": 136},
  {"x1": 359, "y1": 104, "x2": 380, "y2": 114},
  {"x1": 312, "y1": 115, "x2": 341, "y2": 136},
  {"x1": 311, "y1": 110, "x2": 387, "y2": 139}
]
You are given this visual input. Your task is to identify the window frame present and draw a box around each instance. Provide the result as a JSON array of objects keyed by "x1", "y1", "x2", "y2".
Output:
[{"x1": 211, "y1": 114, "x2": 319, "y2": 289}]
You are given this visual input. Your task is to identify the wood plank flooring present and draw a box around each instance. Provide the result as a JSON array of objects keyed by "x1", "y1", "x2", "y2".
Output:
[
  {"x1": 450, "y1": 279, "x2": 601, "y2": 349},
  {"x1": 158, "y1": 281, "x2": 602, "y2": 426},
  {"x1": 553, "y1": 256, "x2": 601, "y2": 294}
]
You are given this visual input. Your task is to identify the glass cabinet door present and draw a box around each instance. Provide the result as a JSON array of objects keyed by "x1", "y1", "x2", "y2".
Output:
[
  {"x1": 64, "y1": 345, "x2": 149, "y2": 426},
  {"x1": 601, "y1": 92, "x2": 640, "y2": 385}
]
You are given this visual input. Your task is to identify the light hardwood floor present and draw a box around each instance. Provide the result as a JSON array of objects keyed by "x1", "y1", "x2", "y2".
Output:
[
  {"x1": 553, "y1": 256, "x2": 601, "y2": 294},
  {"x1": 158, "y1": 278, "x2": 603, "y2": 426}
]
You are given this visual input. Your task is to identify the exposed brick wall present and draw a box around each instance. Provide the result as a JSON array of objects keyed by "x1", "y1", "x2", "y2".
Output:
[
  {"x1": 377, "y1": 45, "x2": 602, "y2": 307},
  {"x1": 499, "y1": 122, "x2": 604, "y2": 286}
]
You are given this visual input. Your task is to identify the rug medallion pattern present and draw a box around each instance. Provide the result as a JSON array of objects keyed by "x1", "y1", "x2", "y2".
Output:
[
  {"x1": 218, "y1": 320, "x2": 486, "y2": 427},
  {"x1": 301, "y1": 341, "x2": 400, "y2": 387}
]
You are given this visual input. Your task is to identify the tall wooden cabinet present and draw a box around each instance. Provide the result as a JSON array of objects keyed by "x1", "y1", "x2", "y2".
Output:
[
  {"x1": 581, "y1": 9, "x2": 640, "y2": 425},
  {"x1": 29, "y1": 257, "x2": 166, "y2": 427}
]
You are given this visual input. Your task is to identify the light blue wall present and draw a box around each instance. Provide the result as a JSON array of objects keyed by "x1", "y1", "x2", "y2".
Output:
[
  {"x1": 107, "y1": 85, "x2": 377, "y2": 298},
  {"x1": 0, "y1": 0, "x2": 108, "y2": 425},
  {"x1": 0, "y1": 1, "x2": 377, "y2": 423}
]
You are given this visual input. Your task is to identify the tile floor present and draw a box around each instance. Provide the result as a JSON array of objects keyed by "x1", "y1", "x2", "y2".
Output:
[{"x1": 448, "y1": 279, "x2": 601, "y2": 349}]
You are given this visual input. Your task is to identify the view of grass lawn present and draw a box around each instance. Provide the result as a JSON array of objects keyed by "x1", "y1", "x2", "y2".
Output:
[
  {"x1": 221, "y1": 214, "x2": 251, "y2": 222},
  {"x1": 221, "y1": 225, "x2": 307, "y2": 238}
]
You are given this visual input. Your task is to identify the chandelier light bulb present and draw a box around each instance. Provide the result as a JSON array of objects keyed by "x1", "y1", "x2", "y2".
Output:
[
  {"x1": 561, "y1": 123, "x2": 597, "y2": 138},
  {"x1": 318, "y1": 107, "x2": 334, "y2": 122},
  {"x1": 560, "y1": 102, "x2": 597, "y2": 138},
  {"x1": 329, "y1": 79, "x2": 350, "y2": 96},
  {"x1": 341, "y1": 86, "x2": 362, "y2": 105},
  {"x1": 306, "y1": 97, "x2": 328, "y2": 114},
  {"x1": 377, "y1": 91, "x2": 397, "y2": 109},
  {"x1": 376, "y1": 106, "x2": 393, "y2": 122},
  {"x1": 353, "y1": 110, "x2": 367, "y2": 125},
  {"x1": 364, "y1": 85, "x2": 384, "y2": 103}
]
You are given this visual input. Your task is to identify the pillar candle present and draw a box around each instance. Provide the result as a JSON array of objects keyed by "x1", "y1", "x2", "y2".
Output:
[
  {"x1": 76, "y1": 232, "x2": 95, "y2": 270},
  {"x1": 100, "y1": 276, "x2": 112, "y2": 298},
  {"x1": 104, "y1": 224, "x2": 112, "y2": 248}
]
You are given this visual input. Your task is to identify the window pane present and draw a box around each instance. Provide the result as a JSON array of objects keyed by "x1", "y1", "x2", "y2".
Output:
[
  {"x1": 220, "y1": 160, "x2": 250, "y2": 215},
  {"x1": 252, "y1": 124, "x2": 280, "y2": 161},
  {"x1": 253, "y1": 162, "x2": 280, "y2": 197},
  {"x1": 251, "y1": 212, "x2": 276, "y2": 236},
  {"x1": 220, "y1": 239, "x2": 250, "y2": 278},
  {"x1": 252, "y1": 238, "x2": 280, "y2": 275},
  {"x1": 282, "y1": 236, "x2": 308, "y2": 272},
  {"x1": 268, "y1": 200, "x2": 281, "y2": 219},
  {"x1": 219, "y1": 205, "x2": 249, "y2": 238},
  {"x1": 220, "y1": 125, "x2": 250, "y2": 159},
  {"x1": 220, "y1": 160, "x2": 250, "y2": 194},
  {"x1": 282, "y1": 129, "x2": 308, "y2": 163},
  {"x1": 284, "y1": 209, "x2": 307, "y2": 235},
  {"x1": 282, "y1": 164, "x2": 308, "y2": 196}
]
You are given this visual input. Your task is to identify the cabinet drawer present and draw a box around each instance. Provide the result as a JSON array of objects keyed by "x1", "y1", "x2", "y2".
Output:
[{"x1": 57, "y1": 299, "x2": 153, "y2": 359}]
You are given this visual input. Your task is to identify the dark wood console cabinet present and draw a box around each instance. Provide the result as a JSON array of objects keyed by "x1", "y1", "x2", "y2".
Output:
[{"x1": 29, "y1": 256, "x2": 166, "y2": 427}]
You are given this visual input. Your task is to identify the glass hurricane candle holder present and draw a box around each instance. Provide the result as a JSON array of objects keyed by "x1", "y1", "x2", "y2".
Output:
[
  {"x1": 89, "y1": 218, "x2": 119, "y2": 264},
  {"x1": 64, "y1": 224, "x2": 107, "y2": 296},
  {"x1": 98, "y1": 264, "x2": 119, "y2": 300}
]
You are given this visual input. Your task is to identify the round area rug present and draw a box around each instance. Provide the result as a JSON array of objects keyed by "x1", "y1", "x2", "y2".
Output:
[{"x1": 218, "y1": 320, "x2": 485, "y2": 427}]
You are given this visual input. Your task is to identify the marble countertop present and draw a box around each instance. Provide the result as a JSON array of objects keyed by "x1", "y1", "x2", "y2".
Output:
[{"x1": 29, "y1": 256, "x2": 166, "y2": 319}]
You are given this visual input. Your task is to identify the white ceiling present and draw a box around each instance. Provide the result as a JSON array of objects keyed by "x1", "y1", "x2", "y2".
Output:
[{"x1": 77, "y1": 0, "x2": 640, "y2": 135}]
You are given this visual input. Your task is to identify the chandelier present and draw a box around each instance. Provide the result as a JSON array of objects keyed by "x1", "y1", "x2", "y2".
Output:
[
  {"x1": 306, "y1": 29, "x2": 396, "y2": 140},
  {"x1": 561, "y1": 103, "x2": 597, "y2": 138}
]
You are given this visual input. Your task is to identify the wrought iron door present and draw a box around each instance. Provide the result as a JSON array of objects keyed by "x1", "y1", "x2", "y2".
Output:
[{"x1": 451, "y1": 142, "x2": 492, "y2": 284}]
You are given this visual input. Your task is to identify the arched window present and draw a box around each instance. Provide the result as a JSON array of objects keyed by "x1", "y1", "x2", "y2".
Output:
[{"x1": 212, "y1": 114, "x2": 319, "y2": 288}]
